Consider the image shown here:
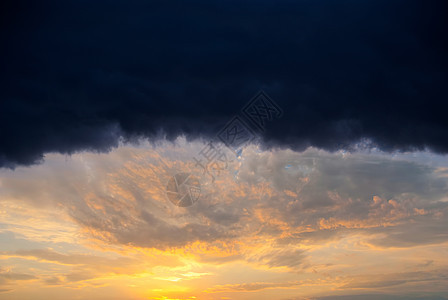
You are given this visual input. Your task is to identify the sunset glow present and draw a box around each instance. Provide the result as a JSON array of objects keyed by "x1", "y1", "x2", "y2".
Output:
[{"x1": 1, "y1": 140, "x2": 447, "y2": 299}]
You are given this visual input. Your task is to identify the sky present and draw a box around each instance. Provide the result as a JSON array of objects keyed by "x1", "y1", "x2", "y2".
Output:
[{"x1": 1, "y1": 0, "x2": 448, "y2": 299}]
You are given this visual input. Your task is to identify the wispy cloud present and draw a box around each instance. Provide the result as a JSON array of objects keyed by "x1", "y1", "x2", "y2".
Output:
[{"x1": 1, "y1": 141, "x2": 448, "y2": 298}]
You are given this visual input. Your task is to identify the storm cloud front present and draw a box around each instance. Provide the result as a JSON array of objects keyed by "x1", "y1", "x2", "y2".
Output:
[{"x1": 1, "y1": 0, "x2": 447, "y2": 167}]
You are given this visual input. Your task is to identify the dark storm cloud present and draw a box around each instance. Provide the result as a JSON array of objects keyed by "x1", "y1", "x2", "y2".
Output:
[{"x1": 1, "y1": 0, "x2": 447, "y2": 167}]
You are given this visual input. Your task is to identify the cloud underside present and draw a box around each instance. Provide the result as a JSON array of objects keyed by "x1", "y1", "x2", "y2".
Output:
[{"x1": 1, "y1": 0, "x2": 448, "y2": 167}]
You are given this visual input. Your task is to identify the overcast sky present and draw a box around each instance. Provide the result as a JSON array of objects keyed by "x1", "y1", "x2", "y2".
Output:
[{"x1": 1, "y1": 0, "x2": 447, "y2": 299}]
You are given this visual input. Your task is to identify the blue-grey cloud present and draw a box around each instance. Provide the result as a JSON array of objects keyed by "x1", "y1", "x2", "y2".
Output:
[{"x1": 1, "y1": 0, "x2": 447, "y2": 167}]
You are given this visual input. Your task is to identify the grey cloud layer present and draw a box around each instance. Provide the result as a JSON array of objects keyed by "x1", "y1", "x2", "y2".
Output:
[{"x1": 1, "y1": 0, "x2": 448, "y2": 168}]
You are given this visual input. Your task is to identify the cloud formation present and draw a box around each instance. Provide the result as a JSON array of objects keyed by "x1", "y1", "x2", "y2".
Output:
[
  {"x1": 1, "y1": 141, "x2": 448, "y2": 298},
  {"x1": 2, "y1": 141, "x2": 448, "y2": 256},
  {"x1": 1, "y1": 0, "x2": 448, "y2": 167}
]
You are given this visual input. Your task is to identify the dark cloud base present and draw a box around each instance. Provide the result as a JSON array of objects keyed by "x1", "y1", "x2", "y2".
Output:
[{"x1": 1, "y1": 0, "x2": 447, "y2": 168}]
